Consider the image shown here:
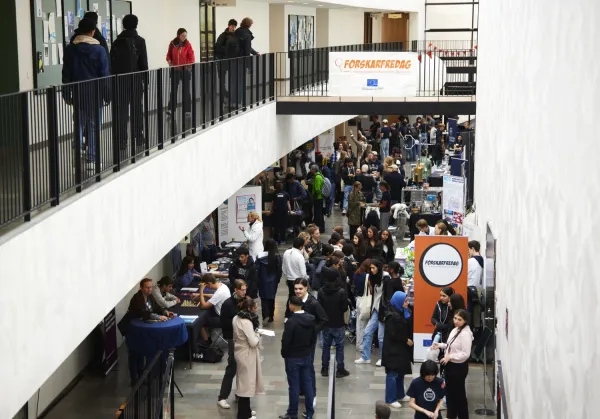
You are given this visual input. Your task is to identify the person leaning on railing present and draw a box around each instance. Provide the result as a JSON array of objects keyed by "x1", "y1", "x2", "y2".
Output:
[{"x1": 166, "y1": 28, "x2": 195, "y2": 114}]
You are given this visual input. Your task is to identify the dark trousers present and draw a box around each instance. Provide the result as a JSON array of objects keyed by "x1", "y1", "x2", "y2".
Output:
[
  {"x1": 218, "y1": 339, "x2": 237, "y2": 400},
  {"x1": 322, "y1": 327, "x2": 346, "y2": 370},
  {"x1": 285, "y1": 280, "x2": 295, "y2": 318},
  {"x1": 445, "y1": 361, "x2": 469, "y2": 419},
  {"x1": 299, "y1": 345, "x2": 317, "y2": 398},
  {"x1": 349, "y1": 225, "x2": 359, "y2": 241},
  {"x1": 127, "y1": 346, "x2": 145, "y2": 383},
  {"x1": 202, "y1": 244, "x2": 218, "y2": 265},
  {"x1": 274, "y1": 213, "x2": 288, "y2": 243},
  {"x1": 313, "y1": 198, "x2": 325, "y2": 233},
  {"x1": 285, "y1": 356, "x2": 315, "y2": 418},
  {"x1": 117, "y1": 81, "x2": 144, "y2": 150},
  {"x1": 237, "y1": 396, "x2": 252, "y2": 419},
  {"x1": 261, "y1": 298, "x2": 275, "y2": 320},
  {"x1": 168, "y1": 70, "x2": 191, "y2": 112}
]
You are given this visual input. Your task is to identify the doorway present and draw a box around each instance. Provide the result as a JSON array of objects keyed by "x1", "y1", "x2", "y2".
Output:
[{"x1": 381, "y1": 13, "x2": 409, "y2": 46}]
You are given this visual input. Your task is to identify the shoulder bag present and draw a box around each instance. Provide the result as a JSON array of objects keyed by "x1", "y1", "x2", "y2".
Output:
[{"x1": 358, "y1": 274, "x2": 373, "y2": 321}]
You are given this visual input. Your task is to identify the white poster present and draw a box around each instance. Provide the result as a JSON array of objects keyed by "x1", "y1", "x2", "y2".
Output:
[
  {"x1": 106, "y1": 0, "x2": 110, "y2": 14},
  {"x1": 58, "y1": 43, "x2": 64, "y2": 64},
  {"x1": 93, "y1": 3, "x2": 99, "y2": 12},
  {"x1": 218, "y1": 202, "x2": 229, "y2": 244},
  {"x1": 43, "y1": 20, "x2": 50, "y2": 43},
  {"x1": 219, "y1": 186, "x2": 263, "y2": 243},
  {"x1": 318, "y1": 129, "x2": 334, "y2": 159},
  {"x1": 48, "y1": 13, "x2": 57, "y2": 43},
  {"x1": 442, "y1": 175, "x2": 466, "y2": 234},
  {"x1": 115, "y1": 17, "x2": 121, "y2": 35},
  {"x1": 236, "y1": 194, "x2": 257, "y2": 223},
  {"x1": 328, "y1": 51, "x2": 419, "y2": 97},
  {"x1": 56, "y1": 0, "x2": 62, "y2": 16},
  {"x1": 51, "y1": 44, "x2": 58, "y2": 65},
  {"x1": 43, "y1": 44, "x2": 50, "y2": 66},
  {"x1": 36, "y1": 0, "x2": 43, "y2": 17}
]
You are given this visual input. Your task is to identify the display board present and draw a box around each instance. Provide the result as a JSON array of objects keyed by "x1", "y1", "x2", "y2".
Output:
[
  {"x1": 442, "y1": 175, "x2": 466, "y2": 234},
  {"x1": 412, "y1": 235, "x2": 468, "y2": 361},
  {"x1": 328, "y1": 52, "x2": 419, "y2": 97},
  {"x1": 217, "y1": 186, "x2": 262, "y2": 244},
  {"x1": 447, "y1": 118, "x2": 457, "y2": 148},
  {"x1": 317, "y1": 129, "x2": 334, "y2": 159}
]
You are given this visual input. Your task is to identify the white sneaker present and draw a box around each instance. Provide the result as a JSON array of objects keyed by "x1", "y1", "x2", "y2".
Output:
[
  {"x1": 313, "y1": 397, "x2": 317, "y2": 408},
  {"x1": 400, "y1": 396, "x2": 410, "y2": 402},
  {"x1": 252, "y1": 410, "x2": 257, "y2": 416},
  {"x1": 354, "y1": 358, "x2": 370, "y2": 364},
  {"x1": 217, "y1": 399, "x2": 231, "y2": 409},
  {"x1": 388, "y1": 402, "x2": 402, "y2": 409},
  {"x1": 376, "y1": 359, "x2": 382, "y2": 367}
]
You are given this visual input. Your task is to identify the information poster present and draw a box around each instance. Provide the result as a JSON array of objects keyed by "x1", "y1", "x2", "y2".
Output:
[
  {"x1": 413, "y1": 235, "x2": 468, "y2": 361},
  {"x1": 318, "y1": 129, "x2": 334, "y2": 159},
  {"x1": 447, "y1": 118, "x2": 457, "y2": 148},
  {"x1": 442, "y1": 175, "x2": 466, "y2": 234},
  {"x1": 236, "y1": 194, "x2": 256, "y2": 223},
  {"x1": 218, "y1": 201, "x2": 229, "y2": 244},
  {"x1": 101, "y1": 308, "x2": 118, "y2": 375}
]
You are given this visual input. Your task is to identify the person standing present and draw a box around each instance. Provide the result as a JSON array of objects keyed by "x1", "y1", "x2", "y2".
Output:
[
  {"x1": 308, "y1": 164, "x2": 326, "y2": 233},
  {"x1": 166, "y1": 28, "x2": 195, "y2": 115},
  {"x1": 355, "y1": 259, "x2": 386, "y2": 365},
  {"x1": 377, "y1": 181, "x2": 392, "y2": 231},
  {"x1": 383, "y1": 164, "x2": 406, "y2": 205},
  {"x1": 318, "y1": 269, "x2": 350, "y2": 378},
  {"x1": 273, "y1": 182, "x2": 291, "y2": 244},
  {"x1": 229, "y1": 247, "x2": 259, "y2": 301},
  {"x1": 111, "y1": 14, "x2": 149, "y2": 153},
  {"x1": 240, "y1": 211, "x2": 264, "y2": 261},
  {"x1": 233, "y1": 298, "x2": 265, "y2": 419},
  {"x1": 70, "y1": 12, "x2": 109, "y2": 57},
  {"x1": 279, "y1": 296, "x2": 317, "y2": 419},
  {"x1": 282, "y1": 237, "x2": 309, "y2": 318},
  {"x1": 62, "y1": 17, "x2": 110, "y2": 170},
  {"x1": 214, "y1": 19, "x2": 238, "y2": 100},
  {"x1": 256, "y1": 239, "x2": 282, "y2": 323},
  {"x1": 381, "y1": 291, "x2": 413, "y2": 408},
  {"x1": 234, "y1": 17, "x2": 259, "y2": 108},
  {"x1": 380, "y1": 119, "x2": 391, "y2": 160},
  {"x1": 467, "y1": 240, "x2": 484, "y2": 292},
  {"x1": 217, "y1": 280, "x2": 249, "y2": 410},
  {"x1": 432, "y1": 309, "x2": 473, "y2": 419},
  {"x1": 341, "y1": 158, "x2": 357, "y2": 215},
  {"x1": 200, "y1": 214, "x2": 218, "y2": 263},
  {"x1": 407, "y1": 361, "x2": 445, "y2": 419},
  {"x1": 347, "y1": 181, "x2": 366, "y2": 240}
]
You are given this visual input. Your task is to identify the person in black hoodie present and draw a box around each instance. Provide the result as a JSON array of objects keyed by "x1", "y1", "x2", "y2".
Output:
[
  {"x1": 431, "y1": 287, "x2": 455, "y2": 344},
  {"x1": 234, "y1": 17, "x2": 259, "y2": 108},
  {"x1": 215, "y1": 19, "x2": 239, "y2": 101},
  {"x1": 379, "y1": 261, "x2": 405, "y2": 321},
  {"x1": 318, "y1": 268, "x2": 350, "y2": 378},
  {"x1": 217, "y1": 280, "x2": 248, "y2": 409},
  {"x1": 70, "y1": 12, "x2": 109, "y2": 58},
  {"x1": 229, "y1": 247, "x2": 259, "y2": 300},
  {"x1": 293, "y1": 278, "x2": 327, "y2": 407},
  {"x1": 111, "y1": 14, "x2": 149, "y2": 152},
  {"x1": 280, "y1": 296, "x2": 316, "y2": 419}
]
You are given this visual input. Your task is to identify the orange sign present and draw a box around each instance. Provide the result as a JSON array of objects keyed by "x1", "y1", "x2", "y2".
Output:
[
  {"x1": 339, "y1": 59, "x2": 413, "y2": 70},
  {"x1": 413, "y1": 235, "x2": 468, "y2": 360}
]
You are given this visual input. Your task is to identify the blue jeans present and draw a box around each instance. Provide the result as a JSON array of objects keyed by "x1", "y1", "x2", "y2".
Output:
[
  {"x1": 381, "y1": 138, "x2": 389, "y2": 160},
  {"x1": 328, "y1": 178, "x2": 336, "y2": 213},
  {"x1": 285, "y1": 356, "x2": 315, "y2": 418},
  {"x1": 342, "y1": 185, "x2": 353, "y2": 210},
  {"x1": 322, "y1": 327, "x2": 346, "y2": 370},
  {"x1": 361, "y1": 310, "x2": 384, "y2": 360},
  {"x1": 385, "y1": 370, "x2": 406, "y2": 403},
  {"x1": 78, "y1": 107, "x2": 101, "y2": 161}
]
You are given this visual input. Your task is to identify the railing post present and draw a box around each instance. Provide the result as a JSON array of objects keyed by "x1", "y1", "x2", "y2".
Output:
[
  {"x1": 210, "y1": 61, "x2": 216, "y2": 125},
  {"x1": 143, "y1": 71, "x2": 150, "y2": 156},
  {"x1": 111, "y1": 76, "x2": 120, "y2": 171},
  {"x1": 157, "y1": 68, "x2": 164, "y2": 150},
  {"x1": 20, "y1": 93, "x2": 32, "y2": 220},
  {"x1": 45, "y1": 87, "x2": 60, "y2": 208},
  {"x1": 182, "y1": 68, "x2": 189, "y2": 139},
  {"x1": 170, "y1": 360, "x2": 175, "y2": 419},
  {"x1": 261, "y1": 54, "x2": 266, "y2": 104},
  {"x1": 94, "y1": 79, "x2": 101, "y2": 181},
  {"x1": 73, "y1": 83, "x2": 82, "y2": 192},
  {"x1": 191, "y1": 64, "x2": 197, "y2": 133},
  {"x1": 129, "y1": 75, "x2": 136, "y2": 164},
  {"x1": 170, "y1": 68, "x2": 176, "y2": 143},
  {"x1": 269, "y1": 53, "x2": 275, "y2": 100},
  {"x1": 200, "y1": 62, "x2": 206, "y2": 128}
]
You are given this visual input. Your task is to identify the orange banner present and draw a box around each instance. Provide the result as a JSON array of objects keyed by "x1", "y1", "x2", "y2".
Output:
[{"x1": 413, "y1": 235, "x2": 468, "y2": 360}]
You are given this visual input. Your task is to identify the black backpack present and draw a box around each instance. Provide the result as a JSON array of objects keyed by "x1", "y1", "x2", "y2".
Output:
[
  {"x1": 111, "y1": 37, "x2": 138, "y2": 75},
  {"x1": 214, "y1": 33, "x2": 226, "y2": 59}
]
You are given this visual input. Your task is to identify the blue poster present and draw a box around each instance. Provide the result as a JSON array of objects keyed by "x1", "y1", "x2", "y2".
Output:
[
  {"x1": 447, "y1": 118, "x2": 457, "y2": 148},
  {"x1": 77, "y1": 0, "x2": 84, "y2": 18},
  {"x1": 101, "y1": 22, "x2": 107, "y2": 38}
]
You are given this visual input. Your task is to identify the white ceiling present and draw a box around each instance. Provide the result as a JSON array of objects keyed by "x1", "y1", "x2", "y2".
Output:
[{"x1": 246, "y1": 0, "x2": 403, "y2": 11}]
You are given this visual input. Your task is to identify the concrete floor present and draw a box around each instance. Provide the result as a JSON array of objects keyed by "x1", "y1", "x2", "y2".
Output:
[{"x1": 42, "y1": 210, "x2": 495, "y2": 419}]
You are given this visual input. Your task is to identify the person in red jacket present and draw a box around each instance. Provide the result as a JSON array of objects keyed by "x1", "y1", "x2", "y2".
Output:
[{"x1": 166, "y1": 28, "x2": 196, "y2": 115}]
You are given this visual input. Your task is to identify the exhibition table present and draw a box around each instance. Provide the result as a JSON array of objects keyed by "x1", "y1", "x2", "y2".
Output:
[{"x1": 127, "y1": 317, "x2": 188, "y2": 356}]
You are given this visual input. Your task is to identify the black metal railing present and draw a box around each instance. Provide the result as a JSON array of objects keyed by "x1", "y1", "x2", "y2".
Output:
[
  {"x1": 115, "y1": 350, "x2": 175, "y2": 419},
  {"x1": 275, "y1": 41, "x2": 477, "y2": 98},
  {"x1": 326, "y1": 353, "x2": 336, "y2": 419}
]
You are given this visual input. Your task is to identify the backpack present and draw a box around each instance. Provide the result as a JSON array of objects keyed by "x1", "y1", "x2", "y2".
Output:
[
  {"x1": 320, "y1": 174, "x2": 332, "y2": 197},
  {"x1": 192, "y1": 344, "x2": 224, "y2": 363},
  {"x1": 111, "y1": 37, "x2": 138, "y2": 75},
  {"x1": 214, "y1": 33, "x2": 227, "y2": 59}
]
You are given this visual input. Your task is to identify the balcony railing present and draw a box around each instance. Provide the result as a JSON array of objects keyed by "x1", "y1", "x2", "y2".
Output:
[{"x1": 0, "y1": 41, "x2": 477, "y2": 232}]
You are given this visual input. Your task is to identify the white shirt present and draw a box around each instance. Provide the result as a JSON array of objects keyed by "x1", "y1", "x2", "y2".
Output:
[
  {"x1": 418, "y1": 226, "x2": 436, "y2": 236},
  {"x1": 468, "y1": 257, "x2": 483, "y2": 290},
  {"x1": 430, "y1": 127, "x2": 437, "y2": 145},
  {"x1": 208, "y1": 284, "x2": 232, "y2": 315},
  {"x1": 282, "y1": 247, "x2": 308, "y2": 281},
  {"x1": 243, "y1": 221, "x2": 264, "y2": 261}
]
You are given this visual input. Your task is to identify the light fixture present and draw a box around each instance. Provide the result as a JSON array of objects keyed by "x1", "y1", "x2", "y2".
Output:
[{"x1": 317, "y1": 4, "x2": 323, "y2": 6}]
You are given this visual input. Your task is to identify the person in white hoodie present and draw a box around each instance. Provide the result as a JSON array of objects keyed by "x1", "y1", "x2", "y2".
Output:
[
  {"x1": 432, "y1": 309, "x2": 473, "y2": 419},
  {"x1": 240, "y1": 211, "x2": 264, "y2": 262}
]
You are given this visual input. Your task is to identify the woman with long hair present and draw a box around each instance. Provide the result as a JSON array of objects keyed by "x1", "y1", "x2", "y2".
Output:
[
  {"x1": 366, "y1": 226, "x2": 383, "y2": 260},
  {"x1": 380, "y1": 229, "x2": 395, "y2": 263},
  {"x1": 240, "y1": 211, "x2": 264, "y2": 261},
  {"x1": 432, "y1": 309, "x2": 473, "y2": 419},
  {"x1": 355, "y1": 259, "x2": 385, "y2": 365},
  {"x1": 383, "y1": 156, "x2": 395, "y2": 173},
  {"x1": 353, "y1": 258, "x2": 372, "y2": 351},
  {"x1": 353, "y1": 232, "x2": 367, "y2": 263},
  {"x1": 233, "y1": 298, "x2": 265, "y2": 419},
  {"x1": 348, "y1": 181, "x2": 366, "y2": 240},
  {"x1": 256, "y1": 238, "x2": 282, "y2": 323},
  {"x1": 431, "y1": 287, "x2": 455, "y2": 344},
  {"x1": 175, "y1": 255, "x2": 201, "y2": 290}
]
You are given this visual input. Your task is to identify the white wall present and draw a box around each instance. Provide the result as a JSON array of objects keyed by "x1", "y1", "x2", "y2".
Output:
[
  {"x1": 424, "y1": 1, "x2": 477, "y2": 43},
  {"x1": 216, "y1": 0, "x2": 270, "y2": 53},
  {"x1": 475, "y1": 0, "x2": 599, "y2": 417},
  {"x1": 0, "y1": 103, "x2": 354, "y2": 419},
  {"x1": 269, "y1": 4, "x2": 285, "y2": 52},
  {"x1": 371, "y1": 14, "x2": 382, "y2": 43},
  {"x1": 16, "y1": 0, "x2": 34, "y2": 91},
  {"x1": 315, "y1": 8, "x2": 329, "y2": 48},
  {"x1": 328, "y1": 9, "x2": 364, "y2": 47}
]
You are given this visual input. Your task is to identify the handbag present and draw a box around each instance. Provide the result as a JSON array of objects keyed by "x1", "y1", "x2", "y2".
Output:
[{"x1": 358, "y1": 274, "x2": 373, "y2": 321}]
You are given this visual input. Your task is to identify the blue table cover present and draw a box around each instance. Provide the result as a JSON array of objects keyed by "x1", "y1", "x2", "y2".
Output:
[{"x1": 127, "y1": 316, "x2": 188, "y2": 355}]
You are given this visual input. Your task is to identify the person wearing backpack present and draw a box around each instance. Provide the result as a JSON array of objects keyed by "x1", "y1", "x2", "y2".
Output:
[
  {"x1": 215, "y1": 19, "x2": 238, "y2": 101},
  {"x1": 70, "y1": 12, "x2": 109, "y2": 60},
  {"x1": 111, "y1": 14, "x2": 148, "y2": 154},
  {"x1": 166, "y1": 28, "x2": 196, "y2": 115},
  {"x1": 234, "y1": 17, "x2": 259, "y2": 108},
  {"x1": 309, "y1": 164, "x2": 327, "y2": 233}
]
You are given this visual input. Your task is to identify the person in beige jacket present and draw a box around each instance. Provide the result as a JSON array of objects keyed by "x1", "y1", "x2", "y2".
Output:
[{"x1": 233, "y1": 298, "x2": 265, "y2": 419}]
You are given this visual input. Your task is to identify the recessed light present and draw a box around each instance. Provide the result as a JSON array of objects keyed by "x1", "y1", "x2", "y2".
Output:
[
  {"x1": 317, "y1": 4, "x2": 323, "y2": 6},
  {"x1": 303, "y1": 2, "x2": 308, "y2": 3}
]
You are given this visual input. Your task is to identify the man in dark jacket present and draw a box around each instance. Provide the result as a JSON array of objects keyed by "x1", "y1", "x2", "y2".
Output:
[
  {"x1": 228, "y1": 247, "x2": 259, "y2": 299},
  {"x1": 341, "y1": 158, "x2": 356, "y2": 215},
  {"x1": 217, "y1": 280, "x2": 248, "y2": 409},
  {"x1": 234, "y1": 17, "x2": 259, "y2": 108},
  {"x1": 112, "y1": 14, "x2": 149, "y2": 153},
  {"x1": 215, "y1": 19, "x2": 238, "y2": 101},
  {"x1": 383, "y1": 164, "x2": 406, "y2": 204},
  {"x1": 317, "y1": 268, "x2": 350, "y2": 378},
  {"x1": 70, "y1": 12, "x2": 109, "y2": 58},
  {"x1": 280, "y1": 296, "x2": 316, "y2": 419},
  {"x1": 379, "y1": 261, "x2": 405, "y2": 320},
  {"x1": 62, "y1": 17, "x2": 110, "y2": 168}
]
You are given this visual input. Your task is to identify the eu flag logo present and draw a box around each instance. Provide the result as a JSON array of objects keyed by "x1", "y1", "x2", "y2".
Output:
[{"x1": 367, "y1": 79, "x2": 378, "y2": 87}]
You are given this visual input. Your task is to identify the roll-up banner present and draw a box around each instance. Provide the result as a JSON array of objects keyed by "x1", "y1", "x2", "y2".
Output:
[
  {"x1": 413, "y1": 235, "x2": 468, "y2": 361},
  {"x1": 328, "y1": 52, "x2": 419, "y2": 97}
]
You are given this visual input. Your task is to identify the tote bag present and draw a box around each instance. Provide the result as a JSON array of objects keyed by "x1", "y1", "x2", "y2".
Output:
[{"x1": 358, "y1": 274, "x2": 373, "y2": 321}]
